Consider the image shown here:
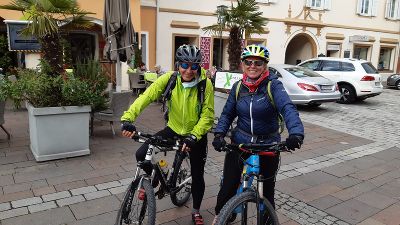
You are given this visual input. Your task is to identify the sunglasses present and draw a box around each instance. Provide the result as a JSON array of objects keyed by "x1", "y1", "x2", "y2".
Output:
[
  {"x1": 243, "y1": 59, "x2": 265, "y2": 67},
  {"x1": 180, "y1": 62, "x2": 200, "y2": 70}
]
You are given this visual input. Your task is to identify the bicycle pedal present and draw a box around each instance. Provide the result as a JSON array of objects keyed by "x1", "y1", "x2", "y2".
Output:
[{"x1": 137, "y1": 188, "x2": 145, "y2": 200}]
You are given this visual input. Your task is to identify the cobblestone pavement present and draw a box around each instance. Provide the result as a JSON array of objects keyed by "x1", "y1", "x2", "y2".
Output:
[{"x1": 0, "y1": 88, "x2": 399, "y2": 225}]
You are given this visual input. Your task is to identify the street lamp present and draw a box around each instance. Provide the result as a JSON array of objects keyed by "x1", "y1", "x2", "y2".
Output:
[{"x1": 217, "y1": 5, "x2": 228, "y2": 70}]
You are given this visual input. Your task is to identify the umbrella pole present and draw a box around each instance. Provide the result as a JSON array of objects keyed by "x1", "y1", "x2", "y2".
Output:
[{"x1": 116, "y1": 57, "x2": 122, "y2": 92}]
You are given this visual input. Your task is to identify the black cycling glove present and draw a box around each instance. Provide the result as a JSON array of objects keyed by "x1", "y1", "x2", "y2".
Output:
[
  {"x1": 121, "y1": 121, "x2": 136, "y2": 132},
  {"x1": 286, "y1": 135, "x2": 303, "y2": 150},
  {"x1": 212, "y1": 133, "x2": 226, "y2": 152},
  {"x1": 183, "y1": 135, "x2": 197, "y2": 149}
]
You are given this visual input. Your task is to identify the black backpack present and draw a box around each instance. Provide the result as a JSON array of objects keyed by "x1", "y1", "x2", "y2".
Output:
[{"x1": 161, "y1": 71, "x2": 207, "y2": 121}]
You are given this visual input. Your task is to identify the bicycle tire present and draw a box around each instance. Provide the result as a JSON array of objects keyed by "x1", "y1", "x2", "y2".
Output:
[
  {"x1": 170, "y1": 152, "x2": 192, "y2": 206},
  {"x1": 115, "y1": 178, "x2": 156, "y2": 225},
  {"x1": 216, "y1": 191, "x2": 279, "y2": 225}
]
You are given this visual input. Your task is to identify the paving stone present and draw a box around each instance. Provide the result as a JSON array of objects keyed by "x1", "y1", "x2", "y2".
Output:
[
  {"x1": 95, "y1": 181, "x2": 121, "y2": 190},
  {"x1": 0, "y1": 202, "x2": 11, "y2": 211},
  {"x1": 70, "y1": 186, "x2": 97, "y2": 196},
  {"x1": 109, "y1": 185, "x2": 128, "y2": 195},
  {"x1": 54, "y1": 180, "x2": 87, "y2": 192},
  {"x1": 295, "y1": 171, "x2": 337, "y2": 186},
  {"x1": 331, "y1": 182, "x2": 377, "y2": 201},
  {"x1": 309, "y1": 195, "x2": 343, "y2": 210},
  {"x1": 291, "y1": 183, "x2": 342, "y2": 202},
  {"x1": 56, "y1": 195, "x2": 85, "y2": 207},
  {"x1": 325, "y1": 199, "x2": 380, "y2": 224},
  {"x1": 11, "y1": 196, "x2": 42, "y2": 208},
  {"x1": 32, "y1": 186, "x2": 56, "y2": 196},
  {"x1": 0, "y1": 207, "x2": 29, "y2": 220},
  {"x1": 355, "y1": 191, "x2": 397, "y2": 209},
  {"x1": 69, "y1": 195, "x2": 120, "y2": 220},
  {"x1": 84, "y1": 190, "x2": 111, "y2": 200},
  {"x1": 42, "y1": 191, "x2": 71, "y2": 202},
  {"x1": 1, "y1": 206, "x2": 75, "y2": 225},
  {"x1": 28, "y1": 201, "x2": 57, "y2": 213},
  {"x1": 69, "y1": 210, "x2": 118, "y2": 225},
  {"x1": 0, "y1": 190, "x2": 33, "y2": 203},
  {"x1": 357, "y1": 218, "x2": 386, "y2": 225},
  {"x1": 0, "y1": 175, "x2": 14, "y2": 186},
  {"x1": 371, "y1": 203, "x2": 400, "y2": 225}
]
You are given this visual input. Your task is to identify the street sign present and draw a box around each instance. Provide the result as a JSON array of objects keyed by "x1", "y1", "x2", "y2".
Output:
[
  {"x1": 349, "y1": 35, "x2": 369, "y2": 42},
  {"x1": 4, "y1": 20, "x2": 41, "y2": 52}
]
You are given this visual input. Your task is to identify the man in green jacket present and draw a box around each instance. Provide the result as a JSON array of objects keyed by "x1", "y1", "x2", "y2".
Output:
[{"x1": 121, "y1": 44, "x2": 214, "y2": 225}]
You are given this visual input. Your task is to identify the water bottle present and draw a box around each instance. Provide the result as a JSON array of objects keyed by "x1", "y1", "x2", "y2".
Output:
[{"x1": 159, "y1": 159, "x2": 169, "y2": 177}]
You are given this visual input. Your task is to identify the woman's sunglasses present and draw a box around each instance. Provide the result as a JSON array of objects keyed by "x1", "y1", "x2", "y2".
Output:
[
  {"x1": 180, "y1": 62, "x2": 200, "y2": 70},
  {"x1": 243, "y1": 59, "x2": 265, "y2": 67}
]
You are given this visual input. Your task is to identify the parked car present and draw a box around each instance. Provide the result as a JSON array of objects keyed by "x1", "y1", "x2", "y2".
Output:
[
  {"x1": 268, "y1": 64, "x2": 340, "y2": 107},
  {"x1": 386, "y1": 74, "x2": 400, "y2": 89},
  {"x1": 298, "y1": 57, "x2": 383, "y2": 104}
]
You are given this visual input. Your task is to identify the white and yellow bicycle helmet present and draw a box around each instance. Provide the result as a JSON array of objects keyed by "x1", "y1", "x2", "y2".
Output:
[{"x1": 241, "y1": 44, "x2": 270, "y2": 62}]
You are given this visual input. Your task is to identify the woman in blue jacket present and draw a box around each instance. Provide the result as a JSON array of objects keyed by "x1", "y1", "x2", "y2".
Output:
[{"x1": 212, "y1": 44, "x2": 304, "y2": 223}]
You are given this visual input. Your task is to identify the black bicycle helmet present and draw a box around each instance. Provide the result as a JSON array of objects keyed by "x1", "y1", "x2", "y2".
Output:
[{"x1": 175, "y1": 44, "x2": 202, "y2": 63}]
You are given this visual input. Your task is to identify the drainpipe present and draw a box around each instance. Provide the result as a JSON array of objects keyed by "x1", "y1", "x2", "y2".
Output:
[{"x1": 155, "y1": 0, "x2": 160, "y2": 66}]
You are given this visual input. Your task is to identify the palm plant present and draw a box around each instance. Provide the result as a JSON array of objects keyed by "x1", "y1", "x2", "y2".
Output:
[
  {"x1": 203, "y1": 0, "x2": 268, "y2": 71},
  {"x1": 0, "y1": 0, "x2": 92, "y2": 76}
]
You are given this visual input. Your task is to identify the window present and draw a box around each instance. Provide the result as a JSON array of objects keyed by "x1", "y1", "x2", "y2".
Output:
[
  {"x1": 341, "y1": 62, "x2": 356, "y2": 71},
  {"x1": 300, "y1": 60, "x2": 321, "y2": 71},
  {"x1": 321, "y1": 61, "x2": 341, "y2": 71},
  {"x1": 306, "y1": 0, "x2": 331, "y2": 10},
  {"x1": 378, "y1": 48, "x2": 393, "y2": 71},
  {"x1": 354, "y1": 46, "x2": 370, "y2": 60},
  {"x1": 269, "y1": 67, "x2": 282, "y2": 77},
  {"x1": 362, "y1": 62, "x2": 379, "y2": 74},
  {"x1": 255, "y1": 0, "x2": 277, "y2": 3},
  {"x1": 284, "y1": 67, "x2": 322, "y2": 78},
  {"x1": 385, "y1": 0, "x2": 400, "y2": 19},
  {"x1": 357, "y1": 0, "x2": 378, "y2": 16}
]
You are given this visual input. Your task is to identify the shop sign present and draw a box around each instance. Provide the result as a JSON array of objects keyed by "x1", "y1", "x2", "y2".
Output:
[
  {"x1": 215, "y1": 71, "x2": 243, "y2": 90},
  {"x1": 200, "y1": 37, "x2": 211, "y2": 69},
  {"x1": 349, "y1": 35, "x2": 369, "y2": 42},
  {"x1": 327, "y1": 44, "x2": 340, "y2": 51},
  {"x1": 4, "y1": 20, "x2": 41, "y2": 51}
]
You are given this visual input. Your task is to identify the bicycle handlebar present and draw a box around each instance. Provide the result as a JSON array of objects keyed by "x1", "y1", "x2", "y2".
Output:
[
  {"x1": 132, "y1": 131, "x2": 182, "y2": 150},
  {"x1": 223, "y1": 142, "x2": 291, "y2": 156}
]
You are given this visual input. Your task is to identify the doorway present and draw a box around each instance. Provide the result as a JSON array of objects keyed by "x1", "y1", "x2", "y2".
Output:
[{"x1": 285, "y1": 33, "x2": 317, "y2": 65}]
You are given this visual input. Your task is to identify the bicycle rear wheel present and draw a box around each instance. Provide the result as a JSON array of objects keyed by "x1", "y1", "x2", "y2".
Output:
[
  {"x1": 170, "y1": 151, "x2": 192, "y2": 206},
  {"x1": 115, "y1": 178, "x2": 156, "y2": 225},
  {"x1": 216, "y1": 191, "x2": 279, "y2": 225}
]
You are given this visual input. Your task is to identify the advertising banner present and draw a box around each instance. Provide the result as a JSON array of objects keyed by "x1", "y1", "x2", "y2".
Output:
[
  {"x1": 214, "y1": 71, "x2": 243, "y2": 90},
  {"x1": 200, "y1": 37, "x2": 211, "y2": 69},
  {"x1": 5, "y1": 20, "x2": 41, "y2": 51}
]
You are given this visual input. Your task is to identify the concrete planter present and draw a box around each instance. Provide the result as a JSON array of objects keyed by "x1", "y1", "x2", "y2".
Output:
[{"x1": 26, "y1": 103, "x2": 91, "y2": 162}]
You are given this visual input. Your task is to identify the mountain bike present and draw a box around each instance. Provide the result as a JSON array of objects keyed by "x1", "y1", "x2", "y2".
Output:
[
  {"x1": 216, "y1": 142, "x2": 291, "y2": 225},
  {"x1": 115, "y1": 132, "x2": 192, "y2": 225}
]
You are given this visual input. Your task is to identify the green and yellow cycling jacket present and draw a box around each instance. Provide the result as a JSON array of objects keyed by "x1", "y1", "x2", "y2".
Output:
[{"x1": 121, "y1": 70, "x2": 214, "y2": 140}]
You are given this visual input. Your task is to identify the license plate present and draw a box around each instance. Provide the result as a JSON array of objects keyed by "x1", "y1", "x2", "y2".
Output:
[{"x1": 320, "y1": 85, "x2": 332, "y2": 91}]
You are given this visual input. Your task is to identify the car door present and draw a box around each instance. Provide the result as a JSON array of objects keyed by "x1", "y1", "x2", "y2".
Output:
[{"x1": 317, "y1": 60, "x2": 343, "y2": 82}]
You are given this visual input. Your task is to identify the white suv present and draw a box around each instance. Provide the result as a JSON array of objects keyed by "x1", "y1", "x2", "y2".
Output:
[{"x1": 298, "y1": 57, "x2": 383, "y2": 104}]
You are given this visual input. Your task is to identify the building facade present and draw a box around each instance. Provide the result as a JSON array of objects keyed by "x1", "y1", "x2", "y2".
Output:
[{"x1": 142, "y1": 0, "x2": 399, "y2": 77}]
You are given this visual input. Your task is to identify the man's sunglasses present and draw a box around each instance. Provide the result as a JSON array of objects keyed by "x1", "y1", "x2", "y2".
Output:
[
  {"x1": 243, "y1": 59, "x2": 265, "y2": 67},
  {"x1": 180, "y1": 62, "x2": 200, "y2": 70}
]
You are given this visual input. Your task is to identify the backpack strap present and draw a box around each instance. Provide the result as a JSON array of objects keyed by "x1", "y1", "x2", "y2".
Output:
[{"x1": 161, "y1": 72, "x2": 178, "y2": 113}]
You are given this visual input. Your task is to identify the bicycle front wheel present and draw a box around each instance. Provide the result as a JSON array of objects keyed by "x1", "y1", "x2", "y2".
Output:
[
  {"x1": 115, "y1": 178, "x2": 156, "y2": 225},
  {"x1": 170, "y1": 151, "x2": 192, "y2": 206},
  {"x1": 216, "y1": 191, "x2": 279, "y2": 225}
]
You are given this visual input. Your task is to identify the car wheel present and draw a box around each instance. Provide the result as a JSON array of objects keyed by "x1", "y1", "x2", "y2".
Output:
[
  {"x1": 396, "y1": 80, "x2": 400, "y2": 90},
  {"x1": 337, "y1": 84, "x2": 356, "y2": 104}
]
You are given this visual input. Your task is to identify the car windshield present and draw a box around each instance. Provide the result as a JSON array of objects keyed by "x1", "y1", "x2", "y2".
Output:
[
  {"x1": 361, "y1": 62, "x2": 379, "y2": 74},
  {"x1": 284, "y1": 67, "x2": 322, "y2": 78}
]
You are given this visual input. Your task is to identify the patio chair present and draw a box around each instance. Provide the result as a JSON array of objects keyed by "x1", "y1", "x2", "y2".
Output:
[
  {"x1": 91, "y1": 91, "x2": 132, "y2": 136},
  {"x1": 0, "y1": 101, "x2": 11, "y2": 140},
  {"x1": 128, "y1": 72, "x2": 146, "y2": 95}
]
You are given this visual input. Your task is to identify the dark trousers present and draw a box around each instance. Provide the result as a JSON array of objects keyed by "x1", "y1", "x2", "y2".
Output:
[
  {"x1": 136, "y1": 127, "x2": 208, "y2": 210},
  {"x1": 214, "y1": 151, "x2": 280, "y2": 215}
]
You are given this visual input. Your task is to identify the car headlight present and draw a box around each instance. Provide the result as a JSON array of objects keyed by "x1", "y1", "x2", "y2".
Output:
[{"x1": 390, "y1": 74, "x2": 400, "y2": 79}]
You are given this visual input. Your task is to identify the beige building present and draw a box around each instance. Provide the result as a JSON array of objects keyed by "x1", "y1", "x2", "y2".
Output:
[{"x1": 141, "y1": 0, "x2": 399, "y2": 77}]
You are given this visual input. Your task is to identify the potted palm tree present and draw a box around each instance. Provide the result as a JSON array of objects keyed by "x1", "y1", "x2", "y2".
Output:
[
  {"x1": 0, "y1": 0, "x2": 106, "y2": 161},
  {"x1": 203, "y1": 0, "x2": 268, "y2": 117}
]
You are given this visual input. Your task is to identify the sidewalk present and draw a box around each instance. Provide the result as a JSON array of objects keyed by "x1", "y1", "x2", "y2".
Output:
[{"x1": 0, "y1": 94, "x2": 399, "y2": 225}]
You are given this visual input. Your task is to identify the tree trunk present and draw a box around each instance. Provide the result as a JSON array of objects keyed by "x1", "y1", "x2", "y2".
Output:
[
  {"x1": 40, "y1": 33, "x2": 63, "y2": 76},
  {"x1": 228, "y1": 26, "x2": 242, "y2": 72}
]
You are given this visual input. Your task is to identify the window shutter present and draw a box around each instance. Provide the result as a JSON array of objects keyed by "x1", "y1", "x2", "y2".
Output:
[
  {"x1": 357, "y1": 0, "x2": 363, "y2": 14},
  {"x1": 385, "y1": 0, "x2": 391, "y2": 18},
  {"x1": 396, "y1": 0, "x2": 400, "y2": 19},
  {"x1": 324, "y1": 0, "x2": 331, "y2": 9},
  {"x1": 306, "y1": 0, "x2": 312, "y2": 7},
  {"x1": 371, "y1": 0, "x2": 378, "y2": 16}
]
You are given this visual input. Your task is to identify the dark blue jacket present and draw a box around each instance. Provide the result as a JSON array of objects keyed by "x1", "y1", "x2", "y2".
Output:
[{"x1": 214, "y1": 73, "x2": 304, "y2": 144}]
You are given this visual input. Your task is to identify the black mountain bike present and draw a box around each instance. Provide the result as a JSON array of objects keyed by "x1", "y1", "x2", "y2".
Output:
[
  {"x1": 115, "y1": 132, "x2": 192, "y2": 225},
  {"x1": 216, "y1": 142, "x2": 291, "y2": 225}
]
